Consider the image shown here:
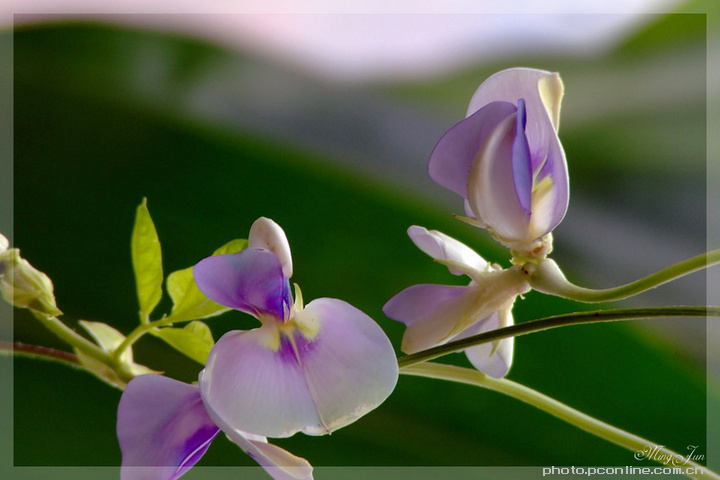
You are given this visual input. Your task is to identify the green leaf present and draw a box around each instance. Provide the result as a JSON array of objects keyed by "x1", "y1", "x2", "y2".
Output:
[
  {"x1": 150, "y1": 321, "x2": 214, "y2": 364},
  {"x1": 131, "y1": 198, "x2": 163, "y2": 323},
  {"x1": 75, "y1": 320, "x2": 158, "y2": 389},
  {"x1": 165, "y1": 238, "x2": 247, "y2": 322},
  {"x1": 212, "y1": 238, "x2": 248, "y2": 256}
]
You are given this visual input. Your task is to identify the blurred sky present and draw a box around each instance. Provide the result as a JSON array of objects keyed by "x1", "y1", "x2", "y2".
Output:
[{"x1": 7, "y1": 0, "x2": 686, "y2": 81}]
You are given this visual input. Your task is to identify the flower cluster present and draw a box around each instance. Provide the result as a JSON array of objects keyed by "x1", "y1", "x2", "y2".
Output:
[
  {"x1": 118, "y1": 218, "x2": 399, "y2": 479},
  {"x1": 385, "y1": 67, "x2": 568, "y2": 378},
  {"x1": 117, "y1": 67, "x2": 571, "y2": 478}
]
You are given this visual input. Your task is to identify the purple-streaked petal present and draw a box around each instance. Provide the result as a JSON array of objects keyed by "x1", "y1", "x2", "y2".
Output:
[
  {"x1": 288, "y1": 298, "x2": 398, "y2": 434},
  {"x1": 193, "y1": 249, "x2": 287, "y2": 320},
  {"x1": 428, "y1": 101, "x2": 516, "y2": 198},
  {"x1": 407, "y1": 226, "x2": 488, "y2": 277},
  {"x1": 248, "y1": 217, "x2": 293, "y2": 278},
  {"x1": 117, "y1": 375, "x2": 220, "y2": 480},
  {"x1": 199, "y1": 324, "x2": 323, "y2": 438},
  {"x1": 511, "y1": 99, "x2": 532, "y2": 216},
  {"x1": 457, "y1": 310, "x2": 514, "y2": 379},
  {"x1": 200, "y1": 300, "x2": 398, "y2": 438},
  {"x1": 466, "y1": 68, "x2": 563, "y2": 173},
  {"x1": 467, "y1": 112, "x2": 530, "y2": 244}
]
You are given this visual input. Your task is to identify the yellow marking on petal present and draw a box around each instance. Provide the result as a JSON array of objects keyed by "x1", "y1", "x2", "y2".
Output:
[
  {"x1": 286, "y1": 307, "x2": 321, "y2": 342},
  {"x1": 538, "y1": 73, "x2": 564, "y2": 131},
  {"x1": 529, "y1": 175, "x2": 556, "y2": 240},
  {"x1": 254, "y1": 321, "x2": 281, "y2": 352},
  {"x1": 532, "y1": 174, "x2": 554, "y2": 197}
]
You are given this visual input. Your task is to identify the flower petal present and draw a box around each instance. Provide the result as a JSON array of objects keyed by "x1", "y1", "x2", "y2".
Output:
[
  {"x1": 289, "y1": 298, "x2": 399, "y2": 434},
  {"x1": 193, "y1": 249, "x2": 288, "y2": 320},
  {"x1": 458, "y1": 310, "x2": 514, "y2": 379},
  {"x1": 248, "y1": 217, "x2": 293, "y2": 278},
  {"x1": 200, "y1": 299, "x2": 398, "y2": 438},
  {"x1": 466, "y1": 68, "x2": 569, "y2": 240},
  {"x1": 384, "y1": 267, "x2": 530, "y2": 354},
  {"x1": 383, "y1": 283, "x2": 478, "y2": 353},
  {"x1": 511, "y1": 99, "x2": 532, "y2": 216},
  {"x1": 466, "y1": 68, "x2": 562, "y2": 173},
  {"x1": 428, "y1": 101, "x2": 516, "y2": 198},
  {"x1": 530, "y1": 128, "x2": 569, "y2": 238},
  {"x1": 117, "y1": 375, "x2": 220, "y2": 480},
  {"x1": 215, "y1": 422, "x2": 312, "y2": 480},
  {"x1": 199, "y1": 324, "x2": 323, "y2": 438},
  {"x1": 467, "y1": 111, "x2": 530, "y2": 244},
  {"x1": 407, "y1": 226, "x2": 488, "y2": 277}
]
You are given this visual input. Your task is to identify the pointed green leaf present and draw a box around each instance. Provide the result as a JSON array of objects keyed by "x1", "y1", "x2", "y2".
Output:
[
  {"x1": 165, "y1": 238, "x2": 247, "y2": 322},
  {"x1": 151, "y1": 321, "x2": 214, "y2": 364},
  {"x1": 131, "y1": 198, "x2": 163, "y2": 323}
]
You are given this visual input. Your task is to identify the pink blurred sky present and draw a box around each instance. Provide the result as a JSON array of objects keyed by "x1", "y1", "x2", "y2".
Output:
[{"x1": 6, "y1": 0, "x2": 686, "y2": 81}]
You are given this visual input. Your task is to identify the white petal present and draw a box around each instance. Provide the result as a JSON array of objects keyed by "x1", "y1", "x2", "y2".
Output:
[
  {"x1": 248, "y1": 217, "x2": 293, "y2": 278},
  {"x1": 462, "y1": 309, "x2": 514, "y2": 379},
  {"x1": 407, "y1": 226, "x2": 488, "y2": 277}
]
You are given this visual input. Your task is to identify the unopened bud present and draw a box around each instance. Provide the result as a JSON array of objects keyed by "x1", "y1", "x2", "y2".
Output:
[{"x1": 0, "y1": 239, "x2": 62, "y2": 316}]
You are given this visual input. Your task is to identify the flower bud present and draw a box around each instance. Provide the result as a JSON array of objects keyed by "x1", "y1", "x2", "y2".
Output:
[
  {"x1": 428, "y1": 68, "x2": 569, "y2": 259},
  {"x1": 0, "y1": 238, "x2": 62, "y2": 316}
]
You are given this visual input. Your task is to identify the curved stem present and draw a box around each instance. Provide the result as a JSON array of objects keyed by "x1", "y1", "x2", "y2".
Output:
[
  {"x1": 526, "y1": 250, "x2": 720, "y2": 303},
  {"x1": 403, "y1": 363, "x2": 716, "y2": 480},
  {"x1": 398, "y1": 306, "x2": 717, "y2": 368},
  {"x1": 0, "y1": 341, "x2": 80, "y2": 368}
]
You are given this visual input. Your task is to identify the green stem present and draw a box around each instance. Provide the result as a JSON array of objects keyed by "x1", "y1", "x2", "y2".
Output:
[
  {"x1": 399, "y1": 306, "x2": 717, "y2": 368},
  {"x1": 30, "y1": 311, "x2": 112, "y2": 365},
  {"x1": 0, "y1": 341, "x2": 80, "y2": 368},
  {"x1": 110, "y1": 313, "x2": 184, "y2": 364},
  {"x1": 527, "y1": 250, "x2": 720, "y2": 303},
  {"x1": 402, "y1": 363, "x2": 717, "y2": 480}
]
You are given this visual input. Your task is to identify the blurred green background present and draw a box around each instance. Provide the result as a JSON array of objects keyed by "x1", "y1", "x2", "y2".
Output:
[{"x1": 3, "y1": 4, "x2": 716, "y2": 479}]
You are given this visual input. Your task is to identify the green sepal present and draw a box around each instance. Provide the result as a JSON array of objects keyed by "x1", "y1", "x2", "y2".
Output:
[
  {"x1": 75, "y1": 320, "x2": 159, "y2": 389},
  {"x1": 131, "y1": 198, "x2": 163, "y2": 323},
  {"x1": 150, "y1": 320, "x2": 214, "y2": 365},
  {"x1": 165, "y1": 238, "x2": 247, "y2": 322}
]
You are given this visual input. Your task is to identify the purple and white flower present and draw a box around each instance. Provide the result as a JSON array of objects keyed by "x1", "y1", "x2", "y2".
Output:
[
  {"x1": 383, "y1": 226, "x2": 529, "y2": 378},
  {"x1": 117, "y1": 217, "x2": 398, "y2": 479},
  {"x1": 428, "y1": 68, "x2": 568, "y2": 258}
]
